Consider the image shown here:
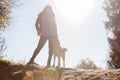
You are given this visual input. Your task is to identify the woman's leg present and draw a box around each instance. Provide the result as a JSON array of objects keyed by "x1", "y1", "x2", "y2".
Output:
[
  {"x1": 28, "y1": 36, "x2": 48, "y2": 64},
  {"x1": 47, "y1": 37, "x2": 54, "y2": 66}
]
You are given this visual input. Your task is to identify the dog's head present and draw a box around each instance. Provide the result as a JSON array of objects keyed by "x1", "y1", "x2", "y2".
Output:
[{"x1": 63, "y1": 48, "x2": 67, "y2": 52}]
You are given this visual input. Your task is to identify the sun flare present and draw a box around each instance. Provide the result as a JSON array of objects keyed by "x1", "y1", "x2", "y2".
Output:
[{"x1": 54, "y1": 0, "x2": 96, "y2": 24}]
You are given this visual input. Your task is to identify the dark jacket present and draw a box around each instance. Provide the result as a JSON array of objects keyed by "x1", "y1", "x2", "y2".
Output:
[{"x1": 36, "y1": 9, "x2": 58, "y2": 38}]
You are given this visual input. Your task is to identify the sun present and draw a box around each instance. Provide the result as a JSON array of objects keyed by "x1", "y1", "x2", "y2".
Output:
[{"x1": 54, "y1": 0, "x2": 96, "y2": 24}]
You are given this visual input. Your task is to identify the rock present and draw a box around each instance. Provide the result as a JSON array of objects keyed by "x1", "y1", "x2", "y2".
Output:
[{"x1": 1, "y1": 60, "x2": 120, "y2": 80}]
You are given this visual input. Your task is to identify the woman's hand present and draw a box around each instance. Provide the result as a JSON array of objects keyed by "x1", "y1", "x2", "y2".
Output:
[{"x1": 37, "y1": 30, "x2": 42, "y2": 36}]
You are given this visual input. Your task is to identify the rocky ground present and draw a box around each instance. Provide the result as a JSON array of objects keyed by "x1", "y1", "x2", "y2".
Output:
[{"x1": 0, "y1": 60, "x2": 120, "y2": 80}]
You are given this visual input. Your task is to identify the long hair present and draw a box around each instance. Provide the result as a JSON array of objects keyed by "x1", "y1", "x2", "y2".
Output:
[{"x1": 43, "y1": 5, "x2": 55, "y2": 17}]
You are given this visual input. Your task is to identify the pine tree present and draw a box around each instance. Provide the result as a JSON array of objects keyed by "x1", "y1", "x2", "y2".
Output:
[{"x1": 103, "y1": 0, "x2": 120, "y2": 68}]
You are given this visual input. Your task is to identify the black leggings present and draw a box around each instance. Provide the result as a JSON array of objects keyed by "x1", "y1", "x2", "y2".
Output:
[{"x1": 28, "y1": 36, "x2": 54, "y2": 66}]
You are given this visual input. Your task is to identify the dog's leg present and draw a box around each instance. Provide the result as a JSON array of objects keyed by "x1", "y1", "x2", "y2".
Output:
[
  {"x1": 63, "y1": 59, "x2": 65, "y2": 68},
  {"x1": 53, "y1": 55, "x2": 55, "y2": 67},
  {"x1": 62, "y1": 53, "x2": 65, "y2": 68},
  {"x1": 62, "y1": 56, "x2": 65, "y2": 68},
  {"x1": 57, "y1": 57, "x2": 60, "y2": 68}
]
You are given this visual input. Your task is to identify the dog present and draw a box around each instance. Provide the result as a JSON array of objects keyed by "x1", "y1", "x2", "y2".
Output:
[{"x1": 52, "y1": 38, "x2": 67, "y2": 67}]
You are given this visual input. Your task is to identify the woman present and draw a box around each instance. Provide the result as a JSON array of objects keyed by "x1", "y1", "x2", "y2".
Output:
[{"x1": 27, "y1": 5, "x2": 59, "y2": 67}]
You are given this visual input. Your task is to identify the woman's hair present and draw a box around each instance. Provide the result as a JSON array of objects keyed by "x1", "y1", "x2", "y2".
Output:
[
  {"x1": 44, "y1": 5, "x2": 52, "y2": 12},
  {"x1": 43, "y1": 5, "x2": 54, "y2": 17}
]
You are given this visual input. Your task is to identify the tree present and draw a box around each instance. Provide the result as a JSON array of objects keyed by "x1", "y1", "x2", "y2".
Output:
[
  {"x1": 0, "y1": 0, "x2": 16, "y2": 31},
  {"x1": 103, "y1": 0, "x2": 120, "y2": 68},
  {"x1": 0, "y1": 37, "x2": 7, "y2": 59},
  {"x1": 75, "y1": 58, "x2": 100, "y2": 70},
  {"x1": 0, "y1": 0, "x2": 17, "y2": 59}
]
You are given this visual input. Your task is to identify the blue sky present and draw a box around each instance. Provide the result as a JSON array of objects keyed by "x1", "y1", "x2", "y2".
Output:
[{"x1": 2, "y1": 0, "x2": 109, "y2": 69}]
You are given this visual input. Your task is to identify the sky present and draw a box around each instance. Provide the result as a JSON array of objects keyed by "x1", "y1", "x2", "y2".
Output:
[{"x1": 1, "y1": 0, "x2": 109, "y2": 69}]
